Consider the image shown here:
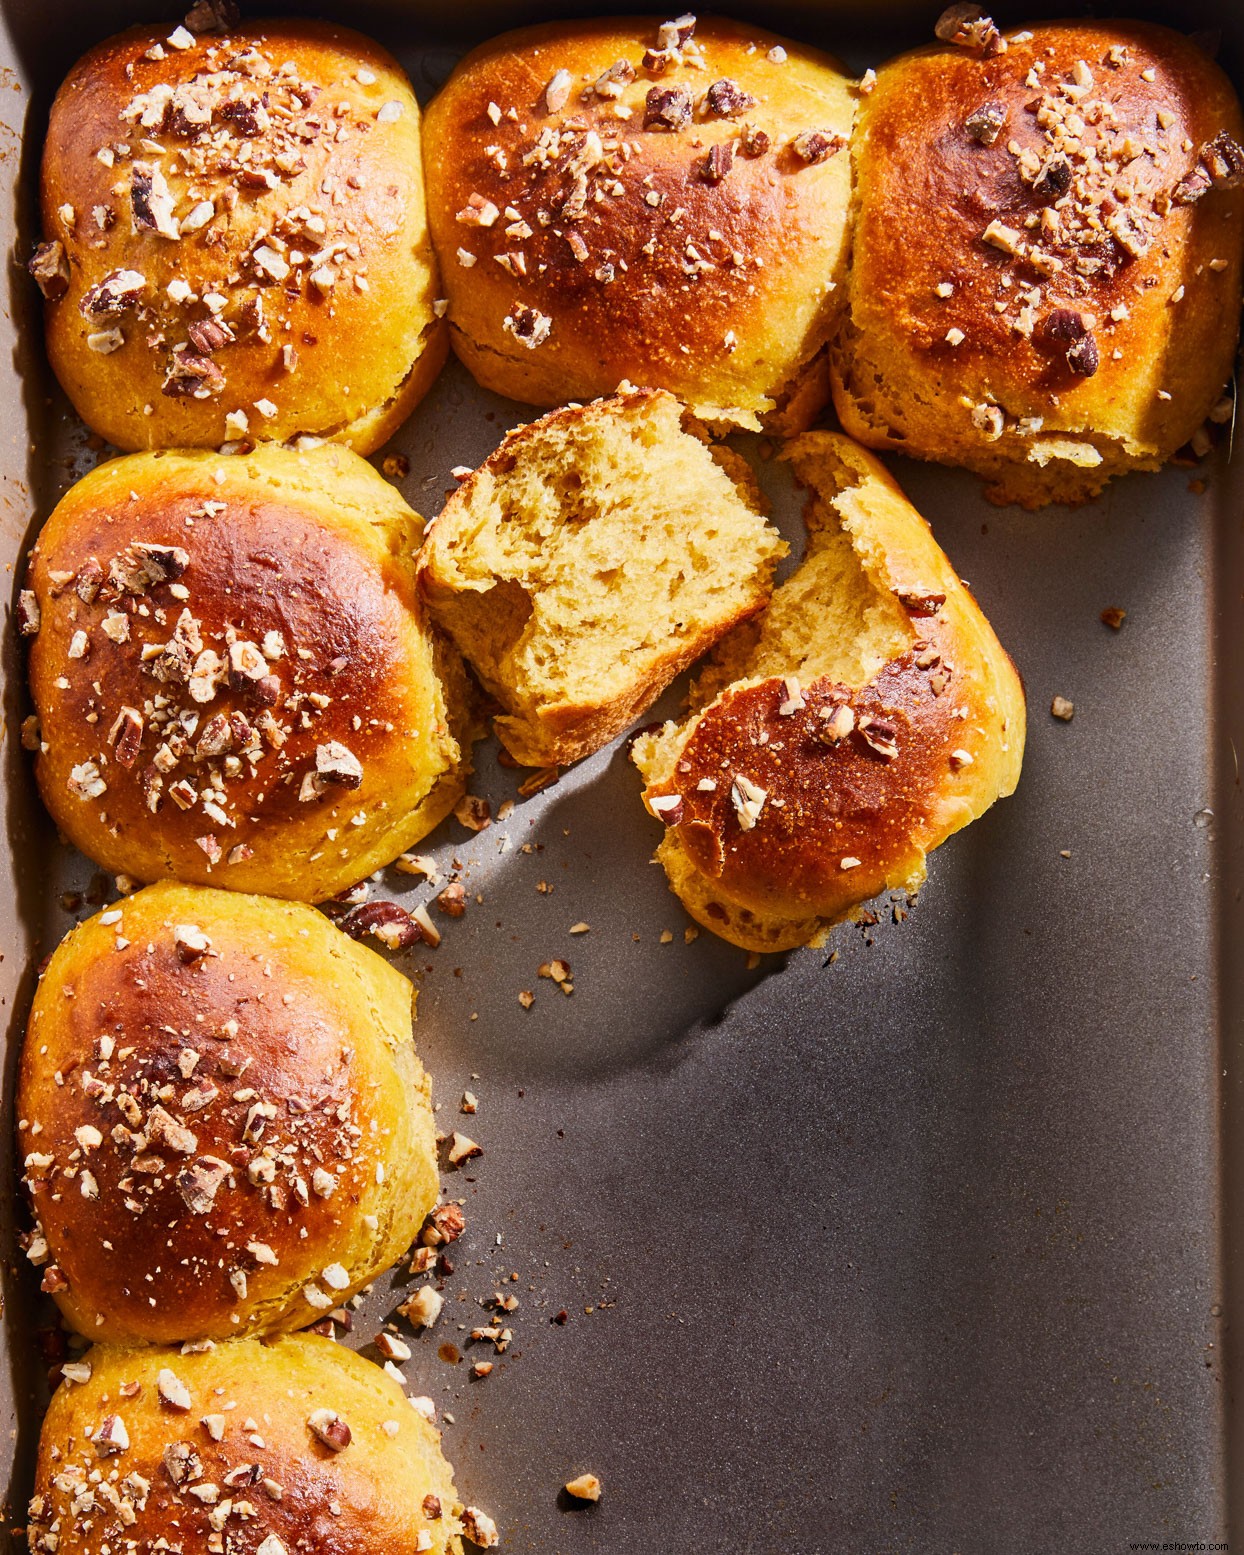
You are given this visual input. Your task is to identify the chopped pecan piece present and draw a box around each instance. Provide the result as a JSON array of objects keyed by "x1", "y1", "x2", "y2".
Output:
[
  {"x1": 184, "y1": 0, "x2": 240, "y2": 30},
  {"x1": 339, "y1": 900, "x2": 422, "y2": 950},
  {"x1": 649, "y1": 793, "x2": 684, "y2": 825},
  {"x1": 964, "y1": 100, "x2": 1008, "y2": 145},
  {"x1": 593, "y1": 60, "x2": 635, "y2": 98},
  {"x1": 307, "y1": 1409, "x2": 351, "y2": 1451},
  {"x1": 789, "y1": 129, "x2": 846, "y2": 164},
  {"x1": 1040, "y1": 308, "x2": 1088, "y2": 345},
  {"x1": 705, "y1": 78, "x2": 754, "y2": 118},
  {"x1": 454, "y1": 793, "x2": 492, "y2": 831},
  {"x1": 1033, "y1": 156, "x2": 1073, "y2": 199},
  {"x1": 895, "y1": 587, "x2": 947, "y2": 616},
  {"x1": 162, "y1": 1441, "x2": 202, "y2": 1485},
  {"x1": 16, "y1": 589, "x2": 40, "y2": 636},
  {"x1": 545, "y1": 68, "x2": 573, "y2": 113},
  {"x1": 738, "y1": 123, "x2": 770, "y2": 158},
  {"x1": 28, "y1": 240, "x2": 69, "y2": 300},
  {"x1": 857, "y1": 715, "x2": 899, "y2": 760},
  {"x1": 315, "y1": 741, "x2": 363, "y2": 788},
  {"x1": 187, "y1": 316, "x2": 235, "y2": 354},
  {"x1": 112, "y1": 541, "x2": 189, "y2": 592},
  {"x1": 697, "y1": 142, "x2": 733, "y2": 183},
  {"x1": 1065, "y1": 333, "x2": 1099, "y2": 377},
  {"x1": 502, "y1": 305, "x2": 552, "y2": 349},
  {"x1": 935, "y1": 3, "x2": 1005, "y2": 54},
  {"x1": 194, "y1": 712, "x2": 233, "y2": 759},
  {"x1": 80, "y1": 268, "x2": 146, "y2": 324},
  {"x1": 644, "y1": 85, "x2": 692, "y2": 131},
  {"x1": 1201, "y1": 130, "x2": 1244, "y2": 187},
  {"x1": 220, "y1": 94, "x2": 266, "y2": 138},
  {"x1": 422, "y1": 1202, "x2": 466, "y2": 1245},
  {"x1": 162, "y1": 343, "x2": 224, "y2": 398},
  {"x1": 817, "y1": 703, "x2": 855, "y2": 745},
  {"x1": 108, "y1": 706, "x2": 145, "y2": 768},
  {"x1": 92, "y1": 1415, "x2": 130, "y2": 1457},
  {"x1": 131, "y1": 163, "x2": 179, "y2": 238},
  {"x1": 1173, "y1": 165, "x2": 1214, "y2": 205}
]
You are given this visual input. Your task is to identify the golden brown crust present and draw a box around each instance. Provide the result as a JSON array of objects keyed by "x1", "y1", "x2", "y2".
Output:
[
  {"x1": 654, "y1": 652, "x2": 963, "y2": 917},
  {"x1": 24, "y1": 444, "x2": 472, "y2": 902},
  {"x1": 423, "y1": 15, "x2": 855, "y2": 429},
  {"x1": 19, "y1": 883, "x2": 439, "y2": 1346},
  {"x1": 28, "y1": 1335, "x2": 468, "y2": 1553},
  {"x1": 832, "y1": 21, "x2": 1244, "y2": 507},
  {"x1": 36, "y1": 18, "x2": 445, "y2": 454},
  {"x1": 637, "y1": 433, "x2": 1026, "y2": 949}
]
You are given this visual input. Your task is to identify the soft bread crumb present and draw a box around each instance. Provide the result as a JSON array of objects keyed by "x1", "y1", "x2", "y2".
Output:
[{"x1": 420, "y1": 389, "x2": 786, "y2": 765}]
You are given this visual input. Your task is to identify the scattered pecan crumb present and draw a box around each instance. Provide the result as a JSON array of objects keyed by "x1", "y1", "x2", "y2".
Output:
[
  {"x1": 446, "y1": 1131, "x2": 482, "y2": 1168},
  {"x1": 454, "y1": 794, "x2": 492, "y2": 831},
  {"x1": 1100, "y1": 606, "x2": 1127, "y2": 630},
  {"x1": 338, "y1": 901, "x2": 422, "y2": 950},
  {"x1": 565, "y1": 1473, "x2": 602, "y2": 1502},
  {"x1": 1050, "y1": 696, "x2": 1075, "y2": 721},
  {"x1": 461, "y1": 1508, "x2": 499, "y2": 1549},
  {"x1": 518, "y1": 766, "x2": 559, "y2": 798}
]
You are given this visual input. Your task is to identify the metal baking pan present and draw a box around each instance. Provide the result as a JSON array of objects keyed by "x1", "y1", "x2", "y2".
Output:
[{"x1": 2, "y1": 0, "x2": 1242, "y2": 1549}]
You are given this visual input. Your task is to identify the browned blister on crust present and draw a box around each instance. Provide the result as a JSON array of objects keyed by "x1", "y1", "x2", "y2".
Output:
[
  {"x1": 423, "y1": 15, "x2": 856, "y2": 430},
  {"x1": 27, "y1": 1335, "x2": 469, "y2": 1554},
  {"x1": 35, "y1": 17, "x2": 445, "y2": 453},
  {"x1": 831, "y1": 21, "x2": 1244, "y2": 507},
  {"x1": 24, "y1": 444, "x2": 474, "y2": 902},
  {"x1": 634, "y1": 433, "x2": 1026, "y2": 950},
  {"x1": 19, "y1": 883, "x2": 439, "y2": 1346}
]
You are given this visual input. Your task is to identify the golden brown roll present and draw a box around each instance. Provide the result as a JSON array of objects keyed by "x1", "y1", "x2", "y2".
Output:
[
  {"x1": 29, "y1": 13, "x2": 445, "y2": 453},
  {"x1": 418, "y1": 389, "x2": 787, "y2": 766},
  {"x1": 21, "y1": 443, "x2": 473, "y2": 902},
  {"x1": 633, "y1": 433, "x2": 1026, "y2": 951},
  {"x1": 18, "y1": 882, "x2": 438, "y2": 1346},
  {"x1": 831, "y1": 17, "x2": 1244, "y2": 508},
  {"x1": 422, "y1": 14, "x2": 856, "y2": 430},
  {"x1": 26, "y1": 1334, "x2": 483, "y2": 1554}
]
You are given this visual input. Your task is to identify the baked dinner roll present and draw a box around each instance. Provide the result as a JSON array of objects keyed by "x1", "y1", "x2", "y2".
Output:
[
  {"x1": 632, "y1": 434, "x2": 1025, "y2": 951},
  {"x1": 22, "y1": 442, "x2": 473, "y2": 902},
  {"x1": 423, "y1": 14, "x2": 855, "y2": 430},
  {"x1": 18, "y1": 882, "x2": 438, "y2": 1346},
  {"x1": 29, "y1": 12, "x2": 445, "y2": 454},
  {"x1": 419, "y1": 388, "x2": 786, "y2": 767},
  {"x1": 26, "y1": 1334, "x2": 480, "y2": 1554},
  {"x1": 831, "y1": 17, "x2": 1244, "y2": 507}
]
